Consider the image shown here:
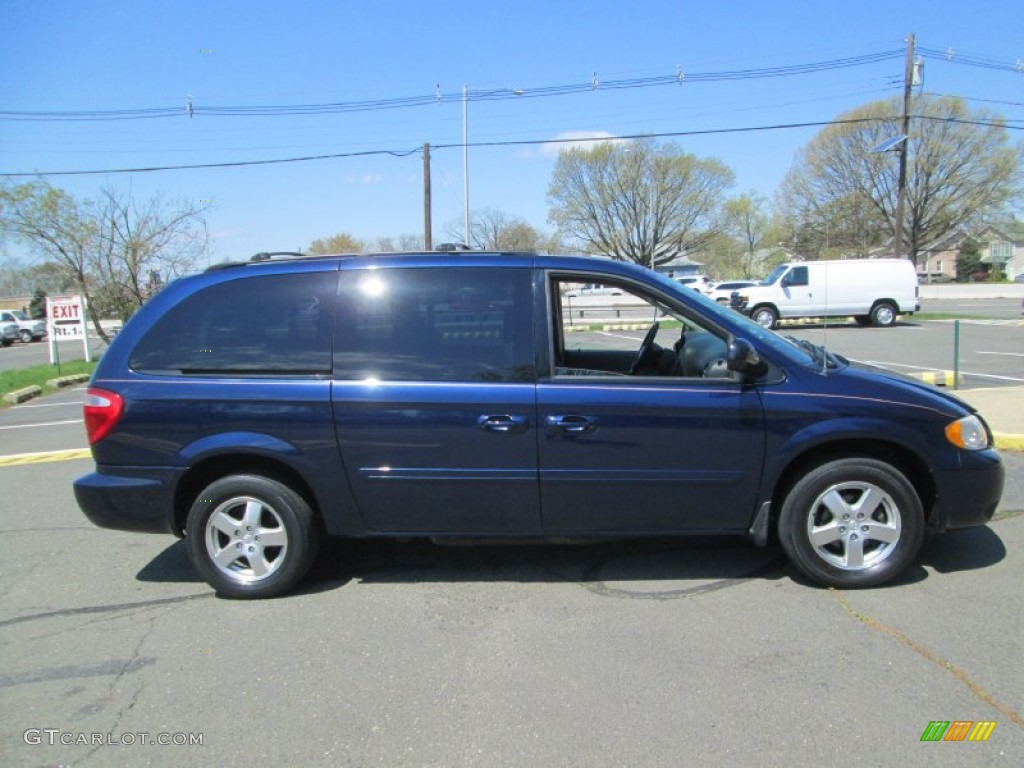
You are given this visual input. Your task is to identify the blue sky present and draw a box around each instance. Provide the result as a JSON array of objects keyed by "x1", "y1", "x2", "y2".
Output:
[{"x1": 1, "y1": 0, "x2": 1022, "y2": 264}]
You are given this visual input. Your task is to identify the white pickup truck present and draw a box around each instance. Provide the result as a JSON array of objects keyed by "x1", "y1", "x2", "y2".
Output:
[{"x1": 0, "y1": 309, "x2": 47, "y2": 343}]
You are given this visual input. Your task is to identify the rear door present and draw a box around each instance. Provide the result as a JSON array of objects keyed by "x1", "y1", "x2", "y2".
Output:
[
  {"x1": 538, "y1": 274, "x2": 766, "y2": 533},
  {"x1": 331, "y1": 265, "x2": 541, "y2": 533}
]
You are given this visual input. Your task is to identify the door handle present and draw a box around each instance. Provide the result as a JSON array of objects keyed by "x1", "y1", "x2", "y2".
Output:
[
  {"x1": 476, "y1": 414, "x2": 529, "y2": 433},
  {"x1": 545, "y1": 414, "x2": 596, "y2": 434}
]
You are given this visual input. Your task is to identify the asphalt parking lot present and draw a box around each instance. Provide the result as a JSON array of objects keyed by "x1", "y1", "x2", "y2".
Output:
[
  {"x1": 1, "y1": 313, "x2": 1022, "y2": 766},
  {"x1": 1, "y1": 454, "x2": 1021, "y2": 767}
]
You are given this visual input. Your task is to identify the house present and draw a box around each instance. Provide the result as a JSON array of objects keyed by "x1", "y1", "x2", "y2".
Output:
[
  {"x1": 978, "y1": 222, "x2": 1024, "y2": 280},
  {"x1": 654, "y1": 256, "x2": 705, "y2": 280},
  {"x1": 915, "y1": 230, "x2": 969, "y2": 281}
]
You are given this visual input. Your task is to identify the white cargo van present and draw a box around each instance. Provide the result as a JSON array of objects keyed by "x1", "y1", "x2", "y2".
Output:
[{"x1": 730, "y1": 259, "x2": 920, "y2": 329}]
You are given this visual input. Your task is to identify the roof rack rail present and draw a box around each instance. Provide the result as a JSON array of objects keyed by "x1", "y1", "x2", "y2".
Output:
[{"x1": 250, "y1": 251, "x2": 307, "y2": 262}]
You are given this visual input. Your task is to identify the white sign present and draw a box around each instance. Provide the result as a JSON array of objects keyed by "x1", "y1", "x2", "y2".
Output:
[{"x1": 47, "y1": 294, "x2": 91, "y2": 363}]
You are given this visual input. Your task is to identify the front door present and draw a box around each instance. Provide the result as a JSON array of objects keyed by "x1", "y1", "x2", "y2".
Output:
[{"x1": 539, "y1": 273, "x2": 766, "y2": 533}]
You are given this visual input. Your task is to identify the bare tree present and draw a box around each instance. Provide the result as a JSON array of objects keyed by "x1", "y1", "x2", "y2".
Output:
[
  {"x1": 778, "y1": 95, "x2": 1022, "y2": 262},
  {"x1": 1, "y1": 180, "x2": 209, "y2": 340},
  {"x1": 723, "y1": 193, "x2": 779, "y2": 276},
  {"x1": 547, "y1": 137, "x2": 734, "y2": 267},
  {"x1": 444, "y1": 208, "x2": 547, "y2": 252}
]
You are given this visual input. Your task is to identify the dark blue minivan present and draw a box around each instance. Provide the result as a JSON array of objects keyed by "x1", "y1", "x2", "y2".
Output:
[{"x1": 75, "y1": 252, "x2": 1005, "y2": 597}]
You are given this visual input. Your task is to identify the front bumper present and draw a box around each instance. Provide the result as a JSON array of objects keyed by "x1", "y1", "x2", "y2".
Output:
[{"x1": 929, "y1": 449, "x2": 1005, "y2": 531}]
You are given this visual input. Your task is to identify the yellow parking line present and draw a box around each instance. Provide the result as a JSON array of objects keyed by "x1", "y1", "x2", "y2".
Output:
[{"x1": 0, "y1": 449, "x2": 92, "y2": 467}]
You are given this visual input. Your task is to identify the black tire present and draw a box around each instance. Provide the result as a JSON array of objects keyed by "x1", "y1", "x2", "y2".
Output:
[
  {"x1": 751, "y1": 305, "x2": 778, "y2": 330},
  {"x1": 19, "y1": 329, "x2": 33, "y2": 343},
  {"x1": 870, "y1": 302, "x2": 897, "y2": 327},
  {"x1": 0, "y1": 338, "x2": 12, "y2": 347},
  {"x1": 853, "y1": 315, "x2": 871, "y2": 327},
  {"x1": 186, "y1": 474, "x2": 320, "y2": 599},
  {"x1": 778, "y1": 458, "x2": 924, "y2": 588}
]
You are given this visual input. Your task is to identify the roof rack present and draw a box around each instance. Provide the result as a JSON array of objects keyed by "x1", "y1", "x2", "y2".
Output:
[{"x1": 250, "y1": 251, "x2": 307, "y2": 262}]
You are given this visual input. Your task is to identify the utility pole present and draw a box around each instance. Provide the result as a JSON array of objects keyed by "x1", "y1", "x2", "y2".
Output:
[
  {"x1": 894, "y1": 33, "x2": 915, "y2": 261},
  {"x1": 423, "y1": 143, "x2": 432, "y2": 250}
]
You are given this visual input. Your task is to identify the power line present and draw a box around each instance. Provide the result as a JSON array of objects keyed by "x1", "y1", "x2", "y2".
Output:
[
  {"x1": 0, "y1": 50, "x2": 905, "y2": 122},
  {"x1": 3, "y1": 115, "x2": 1018, "y2": 179}
]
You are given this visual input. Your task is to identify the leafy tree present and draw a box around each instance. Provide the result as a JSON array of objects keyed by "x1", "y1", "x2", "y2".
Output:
[
  {"x1": 29, "y1": 287, "x2": 47, "y2": 319},
  {"x1": 307, "y1": 232, "x2": 363, "y2": 254},
  {"x1": 778, "y1": 95, "x2": 1022, "y2": 263},
  {"x1": 956, "y1": 237, "x2": 984, "y2": 282},
  {"x1": 0, "y1": 181, "x2": 209, "y2": 339},
  {"x1": 547, "y1": 137, "x2": 734, "y2": 268}
]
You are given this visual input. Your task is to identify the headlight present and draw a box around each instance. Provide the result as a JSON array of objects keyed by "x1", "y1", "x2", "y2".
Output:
[{"x1": 945, "y1": 414, "x2": 990, "y2": 451}]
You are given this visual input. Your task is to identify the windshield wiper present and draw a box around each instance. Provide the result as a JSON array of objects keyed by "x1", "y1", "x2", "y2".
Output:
[{"x1": 786, "y1": 336, "x2": 845, "y2": 370}]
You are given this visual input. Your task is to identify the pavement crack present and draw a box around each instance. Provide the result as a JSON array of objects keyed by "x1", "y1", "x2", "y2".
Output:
[{"x1": 829, "y1": 588, "x2": 1023, "y2": 729}]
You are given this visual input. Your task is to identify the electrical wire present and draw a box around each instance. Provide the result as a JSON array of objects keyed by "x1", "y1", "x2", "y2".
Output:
[
  {"x1": 3, "y1": 114, "x2": 1018, "y2": 179},
  {"x1": 0, "y1": 50, "x2": 905, "y2": 122}
]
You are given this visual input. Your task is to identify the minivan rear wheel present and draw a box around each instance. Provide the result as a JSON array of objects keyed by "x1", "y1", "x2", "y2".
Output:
[
  {"x1": 778, "y1": 458, "x2": 923, "y2": 588},
  {"x1": 186, "y1": 474, "x2": 320, "y2": 599}
]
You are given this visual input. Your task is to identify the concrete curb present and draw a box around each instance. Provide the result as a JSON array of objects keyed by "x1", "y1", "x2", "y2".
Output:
[
  {"x1": 906, "y1": 371, "x2": 964, "y2": 388},
  {"x1": 45, "y1": 374, "x2": 91, "y2": 389},
  {"x1": 993, "y1": 433, "x2": 1024, "y2": 453},
  {"x1": 2, "y1": 385, "x2": 43, "y2": 405}
]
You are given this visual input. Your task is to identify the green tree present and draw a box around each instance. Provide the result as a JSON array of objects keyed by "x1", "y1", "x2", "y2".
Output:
[
  {"x1": 955, "y1": 237, "x2": 983, "y2": 281},
  {"x1": 547, "y1": 137, "x2": 734, "y2": 268},
  {"x1": 0, "y1": 181, "x2": 209, "y2": 339},
  {"x1": 778, "y1": 95, "x2": 1022, "y2": 263},
  {"x1": 29, "y1": 287, "x2": 48, "y2": 319},
  {"x1": 307, "y1": 233, "x2": 364, "y2": 254}
]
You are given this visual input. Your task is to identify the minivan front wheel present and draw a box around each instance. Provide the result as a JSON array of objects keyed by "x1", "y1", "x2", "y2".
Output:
[
  {"x1": 778, "y1": 458, "x2": 923, "y2": 588},
  {"x1": 186, "y1": 474, "x2": 320, "y2": 599}
]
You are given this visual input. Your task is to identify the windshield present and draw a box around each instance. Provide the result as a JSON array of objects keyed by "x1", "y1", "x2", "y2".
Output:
[
  {"x1": 762, "y1": 265, "x2": 788, "y2": 286},
  {"x1": 12, "y1": 310, "x2": 28, "y2": 320}
]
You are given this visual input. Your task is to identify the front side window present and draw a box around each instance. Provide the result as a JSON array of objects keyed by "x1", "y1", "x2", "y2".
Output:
[
  {"x1": 334, "y1": 267, "x2": 534, "y2": 382},
  {"x1": 130, "y1": 271, "x2": 336, "y2": 375},
  {"x1": 553, "y1": 276, "x2": 733, "y2": 380}
]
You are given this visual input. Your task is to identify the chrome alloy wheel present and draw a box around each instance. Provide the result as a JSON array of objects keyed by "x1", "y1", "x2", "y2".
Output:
[
  {"x1": 204, "y1": 495, "x2": 289, "y2": 584},
  {"x1": 805, "y1": 481, "x2": 902, "y2": 570}
]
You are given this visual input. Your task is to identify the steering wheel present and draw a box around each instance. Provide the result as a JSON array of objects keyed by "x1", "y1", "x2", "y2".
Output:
[{"x1": 629, "y1": 321, "x2": 660, "y2": 374}]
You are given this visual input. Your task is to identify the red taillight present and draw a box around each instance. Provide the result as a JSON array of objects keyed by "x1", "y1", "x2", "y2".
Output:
[{"x1": 83, "y1": 387, "x2": 124, "y2": 445}]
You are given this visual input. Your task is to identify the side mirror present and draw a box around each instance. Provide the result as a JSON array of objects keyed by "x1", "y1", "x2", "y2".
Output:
[{"x1": 726, "y1": 337, "x2": 769, "y2": 378}]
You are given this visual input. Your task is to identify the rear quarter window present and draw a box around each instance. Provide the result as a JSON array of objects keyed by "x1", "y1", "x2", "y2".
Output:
[{"x1": 129, "y1": 272, "x2": 337, "y2": 375}]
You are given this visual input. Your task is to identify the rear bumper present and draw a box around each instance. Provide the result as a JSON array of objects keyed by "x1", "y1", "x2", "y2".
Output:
[
  {"x1": 929, "y1": 450, "x2": 1005, "y2": 531},
  {"x1": 74, "y1": 467, "x2": 180, "y2": 535}
]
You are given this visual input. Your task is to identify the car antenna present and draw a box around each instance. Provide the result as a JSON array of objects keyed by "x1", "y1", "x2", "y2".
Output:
[{"x1": 821, "y1": 264, "x2": 829, "y2": 374}]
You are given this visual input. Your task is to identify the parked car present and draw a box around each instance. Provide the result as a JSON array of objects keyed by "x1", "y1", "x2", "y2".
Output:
[
  {"x1": 0, "y1": 309, "x2": 46, "y2": 343},
  {"x1": 731, "y1": 259, "x2": 920, "y2": 329},
  {"x1": 0, "y1": 320, "x2": 17, "y2": 347},
  {"x1": 75, "y1": 251, "x2": 1004, "y2": 598},
  {"x1": 706, "y1": 280, "x2": 759, "y2": 304},
  {"x1": 565, "y1": 283, "x2": 623, "y2": 297},
  {"x1": 674, "y1": 275, "x2": 712, "y2": 293}
]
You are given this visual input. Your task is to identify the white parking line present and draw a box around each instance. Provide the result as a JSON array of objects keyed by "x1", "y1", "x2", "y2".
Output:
[
  {"x1": 12, "y1": 401, "x2": 84, "y2": 409},
  {"x1": 861, "y1": 360, "x2": 1024, "y2": 384},
  {"x1": 0, "y1": 419, "x2": 83, "y2": 431},
  {"x1": 975, "y1": 351, "x2": 1024, "y2": 358}
]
